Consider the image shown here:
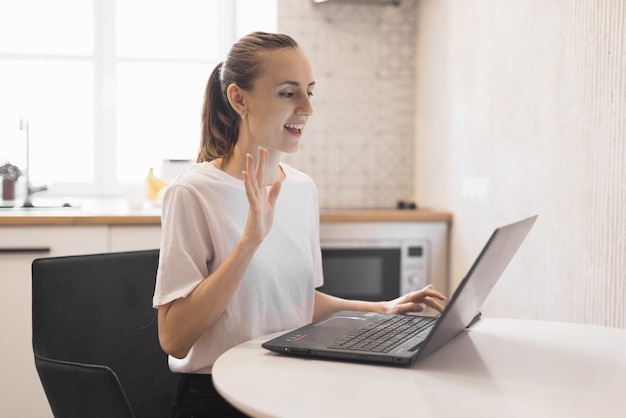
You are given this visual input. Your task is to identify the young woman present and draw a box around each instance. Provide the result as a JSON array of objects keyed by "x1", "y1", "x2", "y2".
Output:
[{"x1": 153, "y1": 32, "x2": 446, "y2": 417}]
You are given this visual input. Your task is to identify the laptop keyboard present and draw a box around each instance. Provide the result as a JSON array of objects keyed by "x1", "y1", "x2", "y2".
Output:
[{"x1": 327, "y1": 314, "x2": 436, "y2": 353}]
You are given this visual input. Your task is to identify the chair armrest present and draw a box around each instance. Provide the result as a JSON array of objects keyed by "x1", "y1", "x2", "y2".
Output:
[{"x1": 34, "y1": 354, "x2": 135, "y2": 418}]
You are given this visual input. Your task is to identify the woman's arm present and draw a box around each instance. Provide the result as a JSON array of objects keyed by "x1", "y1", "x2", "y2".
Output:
[
  {"x1": 157, "y1": 149, "x2": 281, "y2": 359},
  {"x1": 158, "y1": 236, "x2": 261, "y2": 359},
  {"x1": 313, "y1": 285, "x2": 447, "y2": 322}
]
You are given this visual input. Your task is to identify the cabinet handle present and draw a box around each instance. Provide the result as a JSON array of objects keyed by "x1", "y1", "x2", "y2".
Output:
[{"x1": 0, "y1": 247, "x2": 51, "y2": 254}]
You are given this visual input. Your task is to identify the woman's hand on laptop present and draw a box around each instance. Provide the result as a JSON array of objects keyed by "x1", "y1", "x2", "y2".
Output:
[{"x1": 383, "y1": 284, "x2": 447, "y2": 315}]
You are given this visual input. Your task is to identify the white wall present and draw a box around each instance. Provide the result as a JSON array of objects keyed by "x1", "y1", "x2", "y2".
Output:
[
  {"x1": 278, "y1": 0, "x2": 419, "y2": 209},
  {"x1": 415, "y1": 0, "x2": 626, "y2": 327}
]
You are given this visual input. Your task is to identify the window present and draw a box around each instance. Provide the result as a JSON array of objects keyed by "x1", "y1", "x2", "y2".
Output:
[{"x1": 0, "y1": 0, "x2": 276, "y2": 197}]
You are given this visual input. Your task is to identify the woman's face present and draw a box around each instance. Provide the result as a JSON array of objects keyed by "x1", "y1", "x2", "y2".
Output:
[{"x1": 238, "y1": 47, "x2": 315, "y2": 154}]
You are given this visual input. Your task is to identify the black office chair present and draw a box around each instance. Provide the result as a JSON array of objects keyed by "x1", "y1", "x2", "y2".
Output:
[{"x1": 32, "y1": 249, "x2": 178, "y2": 418}]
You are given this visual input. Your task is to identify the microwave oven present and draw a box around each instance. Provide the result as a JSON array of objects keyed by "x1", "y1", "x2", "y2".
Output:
[{"x1": 317, "y1": 221, "x2": 449, "y2": 301}]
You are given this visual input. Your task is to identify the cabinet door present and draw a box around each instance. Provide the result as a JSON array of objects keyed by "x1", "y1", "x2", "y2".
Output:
[
  {"x1": 0, "y1": 226, "x2": 108, "y2": 418},
  {"x1": 109, "y1": 225, "x2": 161, "y2": 252}
]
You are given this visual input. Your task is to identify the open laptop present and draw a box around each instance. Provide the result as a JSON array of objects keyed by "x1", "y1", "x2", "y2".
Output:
[{"x1": 262, "y1": 215, "x2": 537, "y2": 366}]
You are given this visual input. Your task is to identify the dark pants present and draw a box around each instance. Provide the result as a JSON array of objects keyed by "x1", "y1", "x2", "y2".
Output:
[{"x1": 170, "y1": 374, "x2": 249, "y2": 418}]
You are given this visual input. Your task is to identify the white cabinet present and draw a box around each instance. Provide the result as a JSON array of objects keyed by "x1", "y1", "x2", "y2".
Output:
[{"x1": 0, "y1": 224, "x2": 161, "y2": 418}]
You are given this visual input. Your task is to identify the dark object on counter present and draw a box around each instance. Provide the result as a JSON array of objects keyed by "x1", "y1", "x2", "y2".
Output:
[
  {"x1": 2, "y1": 178, "x2": 16, "y2": 200},
  {"x1": 32, "y1": 249, "x2": 177, "y2": 418},
  {"x1": 396, "y1": 200, "x2": 418, "y2": 210}
]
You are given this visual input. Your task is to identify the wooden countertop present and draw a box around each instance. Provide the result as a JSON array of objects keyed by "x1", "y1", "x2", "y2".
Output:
[
  {"x1": 0, "y1": 214, "x2": 162, "y2": 226},
  {"x1": 319, "y1": 209, "x2": 451, "y2": 223},
  {"x1": 0, "y1": 199, "x2": 451, "y2": 226},
  {"x1": 0, "y1": 198, "x2": 162, "y2": 226}
]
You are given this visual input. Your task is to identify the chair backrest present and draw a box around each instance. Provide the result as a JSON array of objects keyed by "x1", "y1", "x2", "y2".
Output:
[{"x1": 32, "y1": 249, "x2": 178, "y2": 418}]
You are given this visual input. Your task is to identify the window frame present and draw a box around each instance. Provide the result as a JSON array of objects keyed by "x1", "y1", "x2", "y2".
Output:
[
  {"x1": 95, "y1": 0, "x2": 236, "y2": 196},
  {"x1": 0, "y1": 0, "x2": 276, "y2": 198}
]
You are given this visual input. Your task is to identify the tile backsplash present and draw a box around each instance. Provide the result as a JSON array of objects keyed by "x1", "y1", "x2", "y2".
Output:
[{"x1": 278, "y1": 0, "x2": 417, "y2": 209}]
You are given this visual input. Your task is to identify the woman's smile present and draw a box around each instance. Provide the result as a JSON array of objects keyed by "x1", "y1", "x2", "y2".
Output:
[{"x1": 284, "y1": 123, "x2": 305, "y2": 137}]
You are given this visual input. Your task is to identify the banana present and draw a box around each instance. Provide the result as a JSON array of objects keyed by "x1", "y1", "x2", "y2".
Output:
[{"x1": 146, "y1": 168, "x2": 169, "y2": 201}]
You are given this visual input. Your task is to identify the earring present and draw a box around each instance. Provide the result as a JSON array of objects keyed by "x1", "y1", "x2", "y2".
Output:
[{"x1": 240, "y1": 113, "x2": 246, "y2": 120}]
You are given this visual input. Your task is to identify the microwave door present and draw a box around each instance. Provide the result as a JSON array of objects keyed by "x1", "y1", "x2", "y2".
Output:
[{"x1": 319, "y1": 247, "x2": 401, "y2": 301}]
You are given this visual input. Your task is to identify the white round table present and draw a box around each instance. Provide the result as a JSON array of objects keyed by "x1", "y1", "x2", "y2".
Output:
[{"x1": 213, "y1": 318, "x2": 626, "y2": 418}]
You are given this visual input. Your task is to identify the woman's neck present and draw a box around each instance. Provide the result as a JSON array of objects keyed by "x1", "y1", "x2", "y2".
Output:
[{"x1": 213, "y1": 147, "x2": 285, "y2": 184}]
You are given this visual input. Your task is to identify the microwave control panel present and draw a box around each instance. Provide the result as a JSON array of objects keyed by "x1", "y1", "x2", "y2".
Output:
[{"x1": 400, "y1": 240, "x2": 430, "y2": 294}]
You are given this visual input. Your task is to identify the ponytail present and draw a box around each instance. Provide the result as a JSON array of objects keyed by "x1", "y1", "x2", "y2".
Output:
[{"x1": 197, "y1": 62, "x2": 239, "y2": 164}]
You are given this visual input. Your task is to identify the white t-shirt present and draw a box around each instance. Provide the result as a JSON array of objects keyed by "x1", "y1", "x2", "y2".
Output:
[{"x1": 153, "y1": 161, "x2": 323, "y2": 374}]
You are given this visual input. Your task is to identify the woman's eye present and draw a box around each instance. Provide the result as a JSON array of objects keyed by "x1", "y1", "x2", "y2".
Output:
[{"x1": 280, "y1": 91, "x2": 313, "y2": 99}]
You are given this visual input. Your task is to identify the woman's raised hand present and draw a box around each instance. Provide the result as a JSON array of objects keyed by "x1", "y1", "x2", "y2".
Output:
[{"x1": 241, "y1": 147, "x2": 282, "y2": 245}]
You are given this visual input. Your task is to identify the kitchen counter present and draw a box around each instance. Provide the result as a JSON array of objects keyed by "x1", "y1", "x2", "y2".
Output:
[
  {"x1": 0, "y1": 198, "x2": 452, "y2": 226},
  {"x1": 0, "y1": 198, "x2": 162, "y2": 226},
  {"x1": 320, "y1": 209, "x2": 451, "y2": 223}
]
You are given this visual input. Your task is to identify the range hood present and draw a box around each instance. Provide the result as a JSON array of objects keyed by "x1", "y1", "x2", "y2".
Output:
[{"x1": 313, "y1": 0, "x2": 401, "y2": 5}]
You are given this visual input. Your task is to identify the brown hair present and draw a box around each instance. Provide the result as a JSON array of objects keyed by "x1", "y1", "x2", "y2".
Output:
[{"x1": 197, "y1": 32, "x2": 299, "y2": 165}]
